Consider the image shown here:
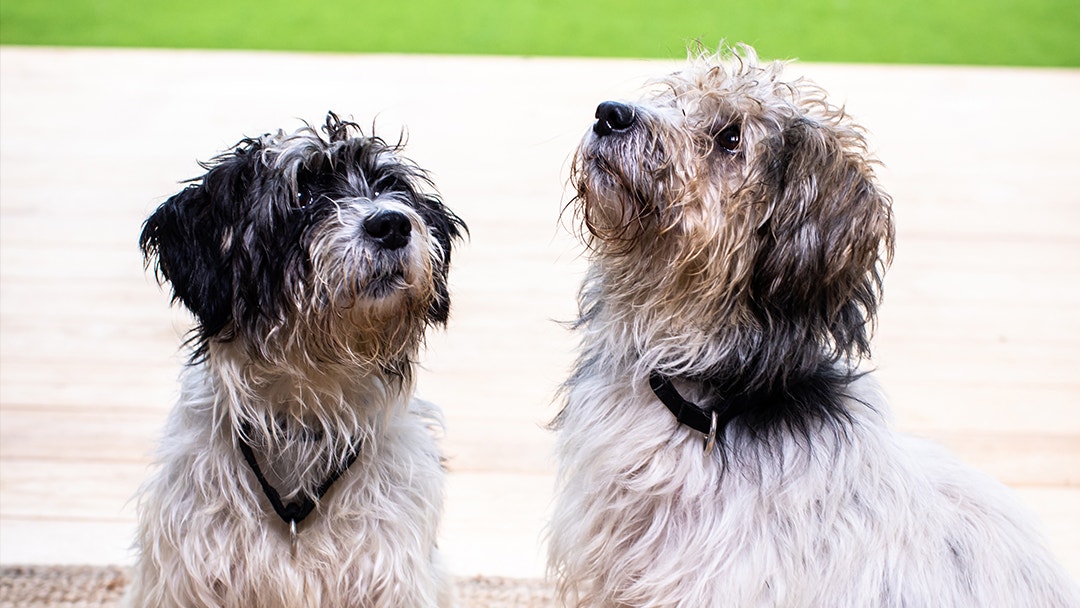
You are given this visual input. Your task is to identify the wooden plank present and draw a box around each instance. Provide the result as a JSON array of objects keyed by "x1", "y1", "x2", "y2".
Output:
[
  {"x1": 0, "y1": 461, "x2": 142, "y2": 521},
  {"x1": 0, "y1": 519, "x2": 136, "y2": 565},
  {"x1": 0, "y1": 407, "x2": 164, "y2": 463}
]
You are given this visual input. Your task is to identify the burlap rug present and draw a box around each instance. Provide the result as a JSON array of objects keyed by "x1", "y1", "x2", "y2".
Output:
[{"x1": 0, "y1": 566, "x2": 555, "y2": 607}]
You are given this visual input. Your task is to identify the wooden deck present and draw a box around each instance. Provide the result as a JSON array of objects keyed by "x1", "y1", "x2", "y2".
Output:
[{"x1": 1, "y1": 47, "x2": 1078, "y2": 580}]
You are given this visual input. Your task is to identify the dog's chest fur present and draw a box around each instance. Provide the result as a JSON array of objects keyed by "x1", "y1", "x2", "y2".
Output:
[
  {"x1": 550, "y1": 366, "x2": 1077, "y2": 608},
  {"x1": 126, "y1": 364, "x2": 447, "y2": 608}
]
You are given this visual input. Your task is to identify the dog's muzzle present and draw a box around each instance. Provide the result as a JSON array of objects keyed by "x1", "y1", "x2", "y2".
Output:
[
  {"x1": 364, "y1": 210, "x2": 412, "y2": 250},
  {"x1": 593, "y1": 101, "x2": 636, "y2": 137}
]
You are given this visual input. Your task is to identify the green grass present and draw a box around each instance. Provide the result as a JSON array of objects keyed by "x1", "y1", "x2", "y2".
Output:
[{"x1": 2, "y1": 0, "x2": 1078, "y2": 66}]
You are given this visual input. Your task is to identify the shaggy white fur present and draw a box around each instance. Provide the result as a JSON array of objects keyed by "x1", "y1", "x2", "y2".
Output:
[
  {"x1": 124, "y1": 362, "x2": 450, "y2": 607},
  {"x1": 552, "y1": 370, "x2": 1078, "y2": 607}
]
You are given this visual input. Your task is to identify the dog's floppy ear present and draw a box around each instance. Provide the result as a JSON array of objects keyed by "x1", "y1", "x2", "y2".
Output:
[
  {"x1": 419, "y1": 194, "x2": 467, "y2": 325},
  {"x1": 139, "y1": 181, "x2": 235, "y2": 344},
  {"x1": 753, "y1": 118, "x2": 894, "y2": 359}
]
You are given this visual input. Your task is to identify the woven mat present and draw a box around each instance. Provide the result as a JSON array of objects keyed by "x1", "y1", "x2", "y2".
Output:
[{"x1": 0, "y1": 566, "x2": 555, "y2": 607}]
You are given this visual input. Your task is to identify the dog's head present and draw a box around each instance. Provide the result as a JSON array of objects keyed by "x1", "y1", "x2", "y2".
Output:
[
  {"x1": 140, "y1": 113, "x2": 466, "y2": 372},
  {"x1": 571, "y1": 46, "x2": 894, "y2": 383}
]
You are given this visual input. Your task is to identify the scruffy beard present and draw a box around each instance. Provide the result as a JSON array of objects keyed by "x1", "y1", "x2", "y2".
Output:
[{"x1": 237, "y1": 197, "x2": 443, "y2": 378}]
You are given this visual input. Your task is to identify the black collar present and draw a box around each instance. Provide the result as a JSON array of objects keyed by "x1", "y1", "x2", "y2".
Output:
[
  {"x1": 237, "y1": 422, "x2": 363, "y2": 531},
  {"x1": 649, "y1": 372, "x2": 720, "y2": 452},
  {"x1": 650, "y1": 365, "x2": 860, "y2": 455},
  {"x1": 648, "y1": 372, "x2": 714, "y2": 435}
]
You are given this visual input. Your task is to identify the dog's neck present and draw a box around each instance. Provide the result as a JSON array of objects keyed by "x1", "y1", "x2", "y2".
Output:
[
  {"x1": 577, "y1": 266, "x2": 864, "y2": 442},
  {"x1": 218, "y1": 363, "x2": 402, "y2": 451},
  {"x1": 648, "y1": 362, "x2": 858, "y2": 447},
  {"x1": 202, "y1": 347, "x2": 410, "y2": 507},
  {"x1": 208, "y1": 341, "x2": 410, "y2": 418}
]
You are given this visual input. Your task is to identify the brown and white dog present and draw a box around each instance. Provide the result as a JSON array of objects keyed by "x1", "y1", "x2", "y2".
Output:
[{"x1": 549, "y1": 47, "x2": 1079, "y2": 608}]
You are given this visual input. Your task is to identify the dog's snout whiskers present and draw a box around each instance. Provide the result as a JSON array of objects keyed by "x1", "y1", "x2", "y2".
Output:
[{"x1": 594, "y1": 101, "x2": 636, "y2": 136}]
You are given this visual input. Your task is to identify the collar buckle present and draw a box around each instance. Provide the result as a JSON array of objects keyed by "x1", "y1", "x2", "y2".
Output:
[
  {"x1": 704, "y1": 410, "x2": 718, "y2": 455},
  {"x1": 649, "y1": 372, "x2": 720, "y2": 456}
]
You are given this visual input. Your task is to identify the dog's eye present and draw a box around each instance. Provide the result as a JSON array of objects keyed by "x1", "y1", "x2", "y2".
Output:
[
  {"x1": 297, "y1": 188, "x2": 313, "y2": 208},
  {"x1": 714, "y1": 124, "x2": 741, "y2": 153}
]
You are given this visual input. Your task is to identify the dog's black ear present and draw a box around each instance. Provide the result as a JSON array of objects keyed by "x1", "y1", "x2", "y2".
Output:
[
  {"x1": 139, "y1": 182, "x2": 234, "y2": 343},
  {"x1": 419, "y1": 194, "x2": 467, "y2": 325},
  {"x1": 429, "y1": 278, "x2": 452, "y2": 325},
  {"x1": 754, "y1": 118, "x2": 894, "y2": 360}
]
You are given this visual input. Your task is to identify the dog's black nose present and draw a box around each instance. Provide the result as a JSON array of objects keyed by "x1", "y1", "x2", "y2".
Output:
[
  {"x1": 593, "y1": 101, "x2": 636, "y2": 136},
  {"x1": 364, "y1": 210, "x2": 412, "y2": 250}
]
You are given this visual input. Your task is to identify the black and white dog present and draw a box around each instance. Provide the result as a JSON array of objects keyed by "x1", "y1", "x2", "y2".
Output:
[{"x1": 126, "y1": 113, "x2": 465, "y2": 607}]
